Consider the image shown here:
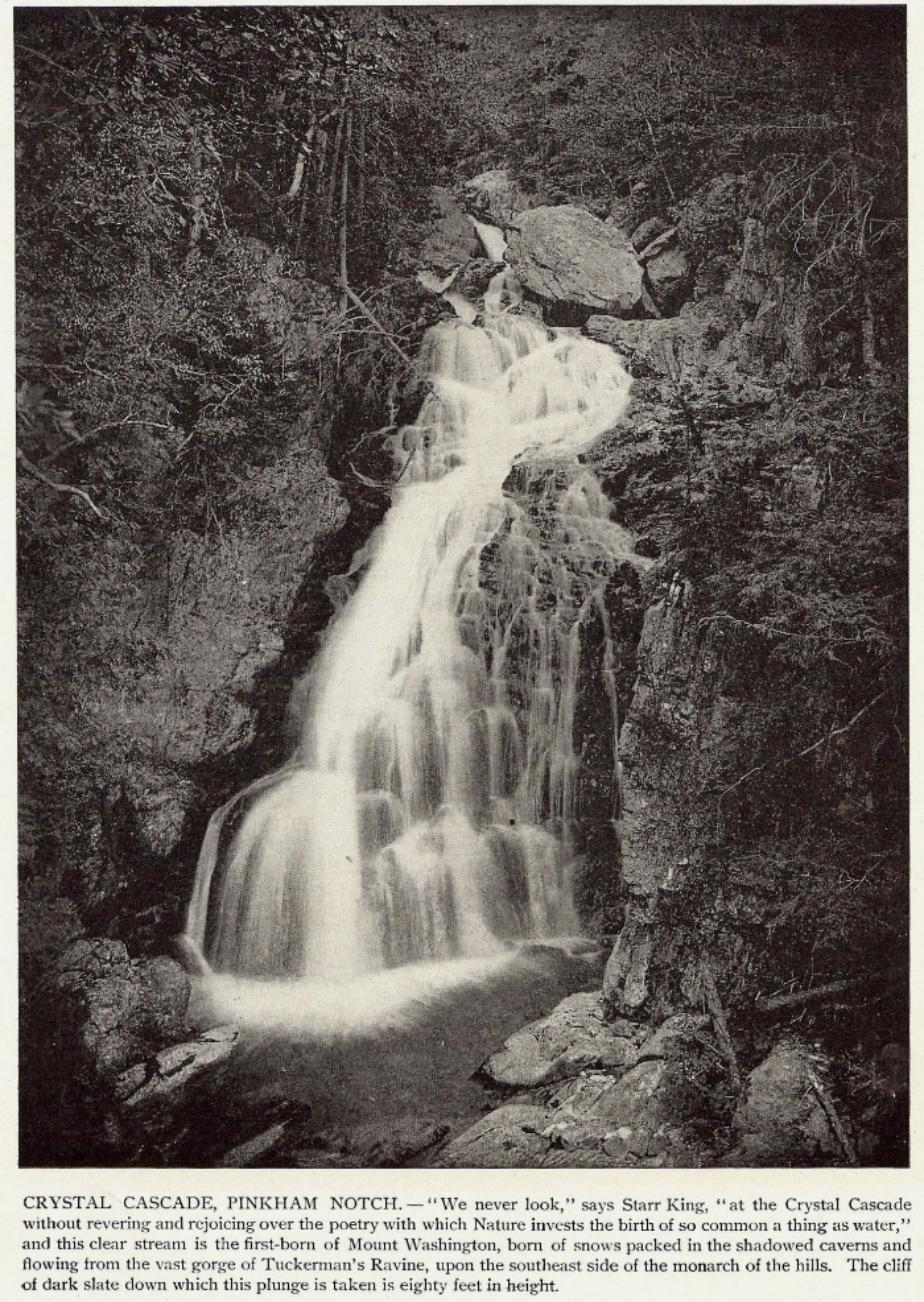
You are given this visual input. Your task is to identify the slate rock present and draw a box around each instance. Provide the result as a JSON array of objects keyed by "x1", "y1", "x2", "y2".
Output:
[
  {"x1": 464, "y1": 168, "x2": 537, "y2": 226},
  {"x1": 481, "y1": 991, "x2": 639, "y2": 1089},
  {"x1": 53, "y1": 939, "x2": 190, "y2": 1083},
  {"x1": 506, "y1": 205, "x2": 645, "y2": 324},
  {"x1": 420, "y1": 186, "x2": 481, "y2": 273},
  {"x1": 726, "y1": 1041, "x2": 842, "y2": 1165},
  {"x1": 638, "y1": 1012, "x2": 711, "y2": 1061},
  {"x1": 432, "y1": 1105, "x2": 551, "y2": 1168},
  {"x1": 631, "y1": 216, "x2": 673, "y2": 252}
]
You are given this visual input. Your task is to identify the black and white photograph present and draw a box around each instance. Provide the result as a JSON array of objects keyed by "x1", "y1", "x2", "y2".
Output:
[{"x1": 15, "y1": 3, "x2": 908, "y2": 1172}]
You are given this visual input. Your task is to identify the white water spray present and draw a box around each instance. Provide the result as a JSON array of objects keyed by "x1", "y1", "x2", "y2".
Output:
[{"x1": 185, "y1": 269, "x2": 639, "y2": 1030}]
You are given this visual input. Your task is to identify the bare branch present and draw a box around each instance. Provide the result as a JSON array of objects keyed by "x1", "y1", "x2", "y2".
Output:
[
  {"x1": 715, "y1": 690, "x2": 890, "y2": 803},
  {"x1": 17, "y1": 450, "x2": 106, "y2": 519},
  {"x1": 807, "y1": 1067, "x2": 859, "y2": 1166}
]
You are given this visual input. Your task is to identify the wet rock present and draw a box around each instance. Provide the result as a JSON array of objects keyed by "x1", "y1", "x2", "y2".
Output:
[
  {"x1": 506, "y1": 205, "x2": 645, "y2": 324},
  {"x1": 726, "y1": 1041, "x2": 841, "y2": 1165},
  {"x1": 420, "y1": 186, "x2": 481, "y2": 273},
  {"x1": 53, "y1": 938, "x2": 190, "y2": 1083},
  {"x1": 634, "y1": 535, "x2": 661, "y2": 559},
  {"x1": 480, "y1": 991, "x2": 638, "y2": 1089},
  {"x1": 114, "y1": 1024, "x2": 238, "y2": 1113},
  {"x1": 585, "y1": 296, "x2": 749, "y2": 383},
  {"x1": 432, "y1": 1105, "x2": 551, "y2": 1168},
  {"x1": 585, "y1": 314, "x2": 696, "y2": 376},
  {"x1": 453, "y1": 257, "x2": 506, "y2": 300},
  {"x1": 464, "y1": 168, "x2": 537, "y2": 226},
  {"x1": 108, "y1": 1024, "x2": 239, "y2": 1156}
]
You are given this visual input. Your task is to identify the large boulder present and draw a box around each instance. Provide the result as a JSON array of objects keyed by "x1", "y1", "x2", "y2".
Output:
[
  {"x1": 107, "y1": 1024, "x2": 239, "y2": 1159},
  {"x1": 726, "y1": 1041, "x2": 842, "y2": 1165},
  {"x1": 419, "y1": 187, "x2": 481, "y2": 273},
  {"x1": 432, "y1": 1105, "x2": 551, "y2": 1168},
  {"x1": 464, "y1": 168, "x2": 537, "y2": 227},
  {"x1": 645, "y1": 245, "x2": 693, "y2": 315},
  {"x1": 277, "y1": 1116, "x2": 449, "y2": 1169},
  {"x1": 52, "y1": 938, "x2": 190, "y2": 1083},
  {"x1": 506, "y1": 205, "x2": 645, "y2": 325},
  {"x1": 480, "y1": 992, "x2": 639, "y2": 1089}
]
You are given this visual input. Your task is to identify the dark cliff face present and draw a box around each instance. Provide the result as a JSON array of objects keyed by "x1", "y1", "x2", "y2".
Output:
[{"x1": 577, "y1": 171, "x2": 906, "y2": 1027}]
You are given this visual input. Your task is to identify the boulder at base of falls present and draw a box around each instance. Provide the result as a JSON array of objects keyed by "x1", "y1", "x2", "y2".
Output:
[
  {"x1": 505, "y1": 205, "x2": 645, "y2": 325},
  {"x1": 547, "y1": 1059, "x2": 702, "y2": 1160},
  {"x1": 432, "y1": 1061, "x2": 716, "y2": 1168},
  {"x1": 52, "y1": 938, "x2": 191, "y2": 1084},
  {"x1": 431, "y1": 1105, "x2": 552, "y2": 1168},
  {"x1": 273, "y1": 1116, "x2": 449, "y2": 1169},
  {"x1": 106, "y1": 1024, "x2": 239, "y2": 1159},
  {"x1": 479, "y1": 991, "x2": 641, "y2": 1089},
  {"x1": 724, "y1": 1041, "x2": 843, "y2": 1166}
]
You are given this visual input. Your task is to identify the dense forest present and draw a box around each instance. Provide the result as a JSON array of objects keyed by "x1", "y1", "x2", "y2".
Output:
[{"x1": 17, "y1": 6, "x2": 907, "y2": 1169}]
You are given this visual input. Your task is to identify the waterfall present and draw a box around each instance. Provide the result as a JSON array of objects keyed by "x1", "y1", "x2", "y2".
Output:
[{"x1": 185, "y1": 278, "x2": 640, "y2": 1026}]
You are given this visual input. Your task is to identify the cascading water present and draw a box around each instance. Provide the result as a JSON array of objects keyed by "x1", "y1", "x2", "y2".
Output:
[{"x1": 185, "y1": 260, "x2": 643, "y2": 1032}]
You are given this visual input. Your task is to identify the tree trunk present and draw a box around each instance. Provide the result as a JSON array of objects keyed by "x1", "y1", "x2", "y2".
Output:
[
  {"x1": 322, "y1": 109, "x2": 345, "y2": 258},
  {"x1": 850, "y1": 152, "x2": 878, "y2": 377},
  {"x1": 355, "y1": 112, "x2": 366, "y2": 227},
  {"x1": 188, "y1": 128, "x2": 205, "y2": 250},
  {"x1": 338, "y1": 111, "x2": 352, "y2": 314}
]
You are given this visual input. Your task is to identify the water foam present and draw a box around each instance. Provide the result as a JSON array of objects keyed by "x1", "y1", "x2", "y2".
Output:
[{"x1": 185, "y1": 284, "x2": 636, "y2": 1019}]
